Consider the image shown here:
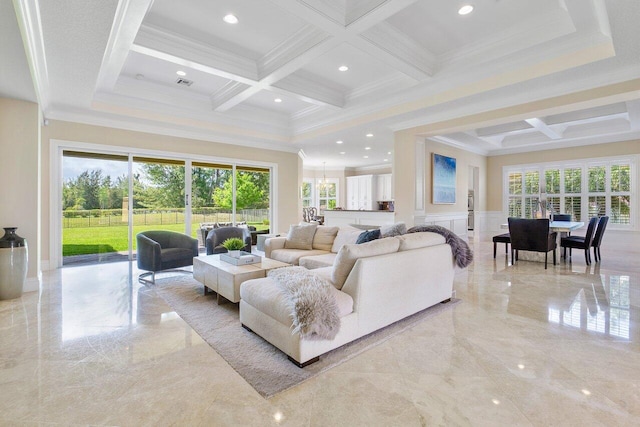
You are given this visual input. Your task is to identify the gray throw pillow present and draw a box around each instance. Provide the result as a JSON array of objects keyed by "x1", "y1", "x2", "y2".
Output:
[
  {"x1": 284, "y1": 224, "x2": 317, "y2": 250},
  {"x1": 356, "y1": 229, "x2": 381, "y2": 244}
]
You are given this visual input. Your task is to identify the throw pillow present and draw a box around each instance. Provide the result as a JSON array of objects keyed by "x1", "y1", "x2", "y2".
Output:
[
  {"x1": 380, "y1": 222, "x2": 407, "y2": 238},
  {"x1": 331, "y1": 237, "x2": 400, "y2": 289},
  {"x1": 330, "y1": 226, "x2": 363, "y2": 253},
  {"x1": 312, "y1": 226, "x2": 339, "y2": 251},
  {"x1": 356, "y1": 229, "x2": 381, "y2": 244},
  {"x1": 284, "y1": 224, "x2": 318, "y2": 250}
]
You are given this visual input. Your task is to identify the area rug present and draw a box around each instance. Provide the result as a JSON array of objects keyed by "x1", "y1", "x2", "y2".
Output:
[{"x1": 153, "y1": 275, "x2": 460, "y2": 398}]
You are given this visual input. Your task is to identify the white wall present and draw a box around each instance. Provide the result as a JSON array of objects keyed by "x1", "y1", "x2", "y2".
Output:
[{"x1": 0, "y1": 97, "x2": 41, "y2": 291}]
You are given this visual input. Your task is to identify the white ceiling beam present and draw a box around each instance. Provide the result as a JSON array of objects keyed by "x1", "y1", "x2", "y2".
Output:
[
  {"x1": 525, "y1": 118, "x2": 563, "y2": 139},
  {"x1": 95, "y1": 0, "x2": 154, "y2": 93}
]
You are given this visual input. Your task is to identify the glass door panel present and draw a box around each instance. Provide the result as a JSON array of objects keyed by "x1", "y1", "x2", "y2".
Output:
[
  {"x1": 234, "y1": 166, "x2": 271, "y2": 232},
  {"x1": 131, "y1": 157, "x2": 186, "y2": 252},
  {"x1": 61, "y1": 151, "x2": 129, "y2": 265},
  {"x1": 192, "y1": 162, "x2": 233, "y2": 247}
]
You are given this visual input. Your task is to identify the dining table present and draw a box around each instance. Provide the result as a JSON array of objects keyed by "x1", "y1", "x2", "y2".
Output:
[
  {"x1": 500, "y1": 219, "x2": 585, "y2": 262},
  {"x1": 500, "y1": 220, "x2": 585, "y2": 232}
]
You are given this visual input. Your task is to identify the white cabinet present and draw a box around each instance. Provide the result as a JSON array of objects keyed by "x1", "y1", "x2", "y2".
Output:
[
  {"x1": 376, "y1": 174, "x2": 393, "y2": 201},
  {"x1": 346, "y1": 175, "x2": 376, "y2": 210}
]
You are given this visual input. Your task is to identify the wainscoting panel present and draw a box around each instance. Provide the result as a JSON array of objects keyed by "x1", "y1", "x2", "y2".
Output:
[{"x1": 422, "y1": 212, "x2": 469, "y2": 239}]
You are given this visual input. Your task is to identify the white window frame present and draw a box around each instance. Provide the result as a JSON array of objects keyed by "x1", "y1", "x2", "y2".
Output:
[{"x1": 503, "y1": 155, "x2": 637, "y2": 230}]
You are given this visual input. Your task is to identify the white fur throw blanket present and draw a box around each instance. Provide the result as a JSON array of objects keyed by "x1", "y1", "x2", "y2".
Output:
[{"x1": 268, "y1": 266, "x2": 341, "y2": 340}]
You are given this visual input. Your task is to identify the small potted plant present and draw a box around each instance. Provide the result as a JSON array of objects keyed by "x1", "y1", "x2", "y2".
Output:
[{"x1": 222, "y1": 237, "x2": 245, "y2": 257}]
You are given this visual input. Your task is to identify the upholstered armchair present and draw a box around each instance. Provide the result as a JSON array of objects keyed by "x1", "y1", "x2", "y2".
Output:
[
  {"x1": 508, "y1": 218, "x2": 557, "y2": 269},
  {"x1": 206, "y1": 226, "x2": 252, "y2": 255},
  {"x1": 136, "y1": 230, "x2": 199, "y2": 284}
]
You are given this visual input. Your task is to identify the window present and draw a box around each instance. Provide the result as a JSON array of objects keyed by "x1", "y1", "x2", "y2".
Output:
[
  {"x1": 611, "y1": 163, "x2": 631, "y2": 224},
  {"x1": 504, "y1": 157, "x2": 635, "y2": 228},
  {"x1": 301, "y1": 180, "x2": 312, "y2": 208},
  {"x1": 564, "y1": 167, "x2": 582, "y2": 221},
  {"x1": 317, "y1": 178, "x2": 337, "y2": 211}
]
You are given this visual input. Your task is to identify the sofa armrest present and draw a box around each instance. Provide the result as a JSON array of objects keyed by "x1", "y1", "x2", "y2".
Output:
[
  {"x1": 264, "y1": 236, "x2": 286, "y2": 258},
  {"x1": 136, "y1": 234, "x2": 162, "y2": 271}
]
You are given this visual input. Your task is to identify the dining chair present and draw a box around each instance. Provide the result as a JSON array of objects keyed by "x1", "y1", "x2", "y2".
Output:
[
  {"x1": 552, "y1": 213, "x2": 572, "y2": 237},
  {"x1": 560, "y1": 217, "x2": 598, "y2": 265},
  {"x1": 591, "y1": 216, "x2": 609, "y2": 263},
  {"x1": 508, "y1": 217, "x2": 557, "y2": 269},
  {"x1": 492, "y1": 233, "x2": 511, "y2": 258}
]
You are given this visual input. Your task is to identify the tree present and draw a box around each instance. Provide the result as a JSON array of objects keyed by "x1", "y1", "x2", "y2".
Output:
[{"x1": 213, "y1": 172, "x2": 265, "y2": 210}]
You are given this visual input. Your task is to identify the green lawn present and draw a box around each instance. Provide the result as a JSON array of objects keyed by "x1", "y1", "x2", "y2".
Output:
[{"x1": 62, "y1": 223, "x2": 269, "y2": 256}]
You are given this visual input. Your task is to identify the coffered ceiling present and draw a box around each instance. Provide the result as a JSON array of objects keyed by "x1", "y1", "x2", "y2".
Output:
[{"x1": 5, "y1": 0, "x2": 640, "y2": 168}]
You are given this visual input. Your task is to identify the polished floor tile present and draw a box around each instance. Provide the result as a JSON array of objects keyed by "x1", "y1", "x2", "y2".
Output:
[{"x1": 1, "y1": 230, "x2": 639, "y2": 425}]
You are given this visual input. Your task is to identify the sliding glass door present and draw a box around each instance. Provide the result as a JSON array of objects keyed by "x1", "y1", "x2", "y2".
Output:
[{"x1": 58, "y1": 147, "x2": 274, "y2": 266}]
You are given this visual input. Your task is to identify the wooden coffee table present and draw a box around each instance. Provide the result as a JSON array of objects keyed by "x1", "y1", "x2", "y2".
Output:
[{"x1": 193, "y1": 255, "x2": 289, "y2": 304}]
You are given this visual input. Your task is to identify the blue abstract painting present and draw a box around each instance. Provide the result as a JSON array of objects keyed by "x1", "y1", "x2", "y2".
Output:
[{"x1": 432, "y1": 153, "x2": 456, "y2": 204}]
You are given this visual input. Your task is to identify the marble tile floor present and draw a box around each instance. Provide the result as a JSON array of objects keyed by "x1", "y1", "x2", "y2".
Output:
[{"x1": 1, "y1": 230, "x2": 639, "y2": 426}]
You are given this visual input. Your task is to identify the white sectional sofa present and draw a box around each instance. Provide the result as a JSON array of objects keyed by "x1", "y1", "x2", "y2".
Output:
[
  {"x1": 264, "y1": 225, "x2": 363, "y2": 269},
  {"x1": 240, "y1": 231, "x2": 456, "y2": 367}
]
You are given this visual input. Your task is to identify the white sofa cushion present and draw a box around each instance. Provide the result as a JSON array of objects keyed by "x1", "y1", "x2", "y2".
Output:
[
  {"x1": 331, "y1": 237, "x2": 400, "y2": 289},
  {"x1": 331, "y1": 226, "x2": 362, "y2": 253},
  {"x1": 284, "y1": 224, "x2": 317, "y2": 250},
  {"x1": 240, "y1": 276, "x2": 353, "y2": 327},
  {"x1": 299, "y1": 253, "x2": 337, "y2": 269},
  {"x1": 396, "y1": 232, "x2": 446, "y2": 251},
  {"x1": 270, "y1": 249, "x2": 329, "y2": 265},
  {"x1": 312, "y1": 226, "x2": 339, "y2": 251}
]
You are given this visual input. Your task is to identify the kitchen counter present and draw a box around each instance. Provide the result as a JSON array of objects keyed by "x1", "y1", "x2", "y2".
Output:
[{"x1": 323, "y1": 210, "x2": 395, "y2": 227}]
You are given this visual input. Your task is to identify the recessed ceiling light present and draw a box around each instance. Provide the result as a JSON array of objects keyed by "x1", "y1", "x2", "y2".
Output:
[
  {"x1": 387, "y1": 151, "x2": 392, "y2": 155},
  {"x1": 458, "y1": 5, "x2": 474, "y2": 15},
  {"x1": 336, "y1": 140, "x2": 343, "y2": 144},
  {"x1": 176, "y1": 70, "x2": 186, "y2": 77},
  {"x1": 383, "y1": 159, "x2": 388, "y2": 162},
  {"x1": 223, "y1": 14, "x2": 239, "y2": 24},
  {"x1": 365, "y1": 147, "x2": 371, "y2": 150},
  {"x1": 338, "y1": 65, "x2": 349, "y2": 72},
  {"x1": 363, "y1": 155, "x2": 369, "y2": 159},
  {"x1": 135, "y1": 73, "x2": 145, "y2": 80},
  {"x1": 366, "y1": 133, "x2": 373, "y2": 137},
  {"x1": 339, "y1": 151, "x2": 345, "y2": 155},
  {"x1": 274, "y1": 98, "x2": 282, "y2": 103}
]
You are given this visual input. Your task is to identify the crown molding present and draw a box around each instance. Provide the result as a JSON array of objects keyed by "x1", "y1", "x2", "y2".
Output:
[
  {"x1": 274, "y1": 72, "x2": 345, "y2": 108},
  {"x1": 12, "y1": 0, "x2": 50, "y2": 117},
  {"x1": 47, "y1": 105, "x2": 300, "y2": 155},
  {"x1": 439, "y1": 7, "x2": 576, "y2": 68},
  {"x1": 345, "y1": 72, "x2": 414, "y2": 104},
  {"x1": 95, "y1": 86, "x2": 292, "y2": 136},
  {"x1": 210, "y1": 81, "x2": 252, "y2": 110},
  {"x1": 134, "y1": 23, "x2": 259, "y2": 82},
  {"x1": 258, "y1": 25, "x2": 329, "y2": 80},
  {"x1": 359, "y1": 20, "x2": 436, "y2": 79}
]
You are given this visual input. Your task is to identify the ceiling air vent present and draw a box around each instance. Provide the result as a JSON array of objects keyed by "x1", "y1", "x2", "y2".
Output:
[{"x1": 175, "y1": 78, "x2": 193, "y2": 87}]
